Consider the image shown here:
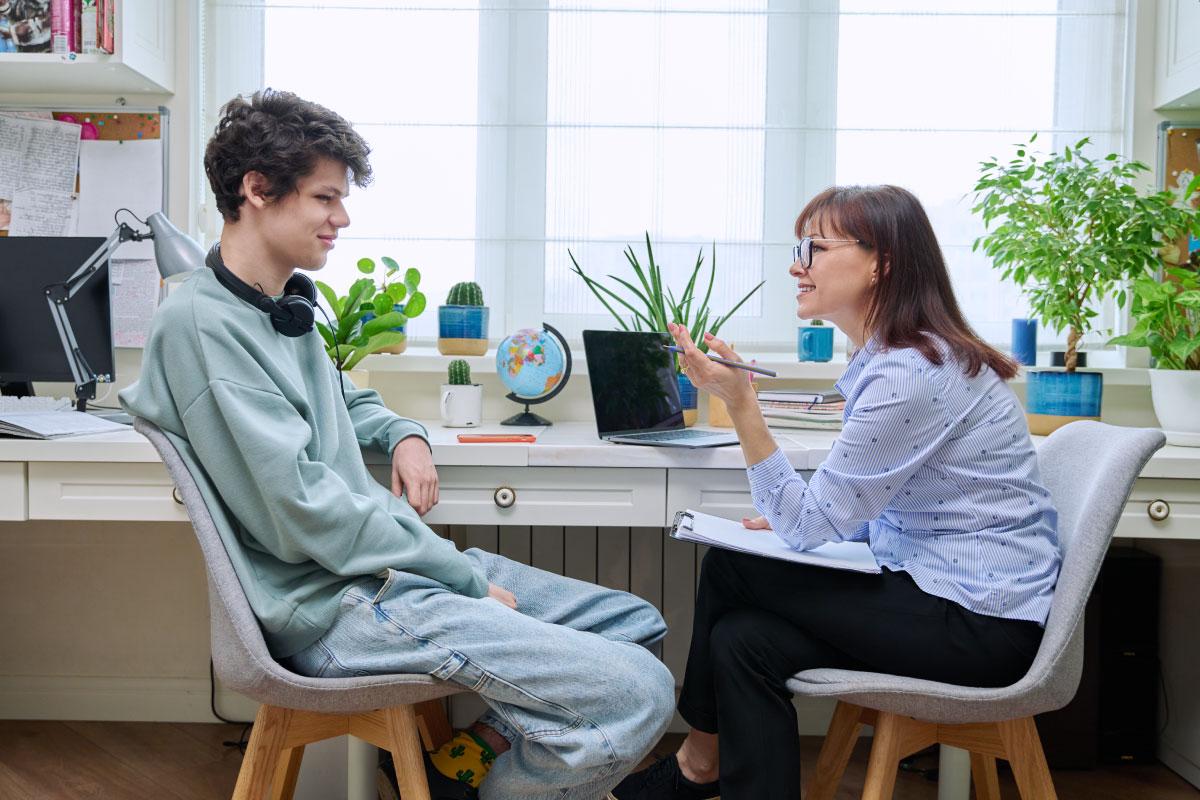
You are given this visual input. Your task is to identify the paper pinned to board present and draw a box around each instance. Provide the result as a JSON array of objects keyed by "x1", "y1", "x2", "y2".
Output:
[
  {"x1": 0, "y1": 114, "x2": 82, "y2": 200},
  {"x1": 110, "y1": 258, "x2": 160, "y2": 348},
  {"x1": 77, "y1": 138, "x2": 164, "y2": 260},
  {"x1": 7, "y1": 187, "x2": 77, "y2": 236}
]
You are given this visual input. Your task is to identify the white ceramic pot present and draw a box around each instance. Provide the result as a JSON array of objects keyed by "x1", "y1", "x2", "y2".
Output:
[
  {"x1": 1149, "y1": 369, "x2": 1200, "y2": 446},
  {"x1": 440, "y1": 383, "x2": 483, "y2": 427}
]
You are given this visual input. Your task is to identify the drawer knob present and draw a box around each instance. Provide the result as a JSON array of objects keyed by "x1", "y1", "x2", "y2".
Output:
[
  {"x1": 172, "y1": 486, "x2": 184, "y2": 505},
  {"x1": 1147, "y1": 499, "x2": 1170, "y2": 522},
  {"x1": 494, "y1": 486, "x2": 516, "y2": 508}
]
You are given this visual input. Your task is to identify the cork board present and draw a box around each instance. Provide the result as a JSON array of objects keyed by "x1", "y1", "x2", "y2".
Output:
[
  {"x1": 1161, "y1": 125, "x2": 1200, "y2": 265},
  {"x1": 50, "y1": 111, "x2": 163, "y2": 142}
]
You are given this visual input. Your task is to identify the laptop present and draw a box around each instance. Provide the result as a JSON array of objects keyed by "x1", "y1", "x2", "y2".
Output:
[{"x1": 582, "y1": 330, "x2": 739, "y2": 448}]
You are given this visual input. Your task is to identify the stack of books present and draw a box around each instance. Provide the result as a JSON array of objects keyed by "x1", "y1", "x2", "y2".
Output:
[{"x1": 757, "y1": 388, "x2": 845, "y2": 431}]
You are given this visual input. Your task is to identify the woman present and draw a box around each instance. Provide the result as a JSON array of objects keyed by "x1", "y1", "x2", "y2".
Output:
[{"x1": 614, "y1": 185, "x2": 1060, "y2": 800}]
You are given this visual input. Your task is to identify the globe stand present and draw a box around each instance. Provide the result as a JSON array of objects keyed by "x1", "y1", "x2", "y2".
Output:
[
  {"x1": 499, "y1": 322, "x2": 573, "y2": 427},
  {"x1": 501, "y1": 405, "x2": 553, "y2": 426}
]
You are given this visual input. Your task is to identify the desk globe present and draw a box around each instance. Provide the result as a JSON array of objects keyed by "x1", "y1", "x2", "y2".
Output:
[{"x1": 495, "y1": 323, "x2": 572, "y2": 425}]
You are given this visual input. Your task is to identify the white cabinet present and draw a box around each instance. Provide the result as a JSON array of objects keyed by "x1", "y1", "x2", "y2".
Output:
[
  {"x1": 0, "y1": 463, "x2": 25, "y2": 520},
  {"x1": 1116, "y1": 478, "x2": 1200, "y2": 540},
  {"x1": 666, "y1": 468, "x2": 816, "y2": 526},
  {"x1": 1155, "y1": 0, "x2": 1200, "y2": 109},
  {"x1": 0, "y1": 0, "x2": 174, "y2": 94},
  {"x1": 371, "y1": 465, "x2": 667, "y2": 527},
  {"x1": 28, "y1": 462, "x2": 187, "y2": 521}
]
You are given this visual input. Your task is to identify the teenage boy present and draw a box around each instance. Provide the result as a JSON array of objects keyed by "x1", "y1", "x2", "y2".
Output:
[{"x1": 121, "y1": 89, "x2": 674, "y2": 800}]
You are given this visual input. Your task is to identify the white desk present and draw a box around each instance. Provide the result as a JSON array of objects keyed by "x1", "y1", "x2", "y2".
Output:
[
  {"x1": 1, "y1": 422, "x2": 1197, "y2": 800},
  {"x1": 2, "y1": 421, "x2": 1198, "y2": 537}
]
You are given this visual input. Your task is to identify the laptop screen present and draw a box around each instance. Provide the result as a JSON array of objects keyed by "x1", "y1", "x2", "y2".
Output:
[{"x1": 582, "y1": 330, "x2": 685, "y2": 436}]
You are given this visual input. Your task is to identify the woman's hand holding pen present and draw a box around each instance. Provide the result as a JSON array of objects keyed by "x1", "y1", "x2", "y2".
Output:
[{"x1": 666, "y1": 322, "x2": 758, "y2": 410}]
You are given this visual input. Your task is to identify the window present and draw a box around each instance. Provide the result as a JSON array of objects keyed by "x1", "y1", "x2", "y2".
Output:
[{"x1": 204, "y1": 0, "x2": 1129, "y2": 352}]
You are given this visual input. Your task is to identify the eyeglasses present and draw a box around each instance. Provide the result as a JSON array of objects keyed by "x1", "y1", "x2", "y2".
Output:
[{"x1": 792, "y1": 237, "x2": 863, "y2": 269}]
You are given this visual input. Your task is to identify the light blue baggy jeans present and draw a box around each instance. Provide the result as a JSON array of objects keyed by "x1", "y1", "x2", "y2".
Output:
[{"x1": 286, "y1": 548, "x2": 676, "y2": 800}]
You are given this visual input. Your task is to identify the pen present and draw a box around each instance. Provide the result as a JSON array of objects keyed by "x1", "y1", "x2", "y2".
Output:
[{"x1": 661, "y1": 345, "x2": 778, "y2": 378}]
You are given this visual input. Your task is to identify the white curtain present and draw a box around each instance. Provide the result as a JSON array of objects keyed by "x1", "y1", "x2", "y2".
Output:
[{"x1": 204, "y1": 0, "x2": 1128, "y2": 351}]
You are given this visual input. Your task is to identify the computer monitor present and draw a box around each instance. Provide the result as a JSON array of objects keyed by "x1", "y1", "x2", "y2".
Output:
[{"x1": 0, "y1": 237, "x2": 115, "y2": 394}]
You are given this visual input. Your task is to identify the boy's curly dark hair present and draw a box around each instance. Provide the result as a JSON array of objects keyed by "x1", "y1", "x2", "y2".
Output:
[{"x1": 204, "y1": 89, "x2": 372, "y2": 222}]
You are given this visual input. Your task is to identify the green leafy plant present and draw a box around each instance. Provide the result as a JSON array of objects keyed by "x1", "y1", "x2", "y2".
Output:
[
  {"x1": 973, "y1": 135, "x2": 1197, "y2": 372},
  {"x1": 1109, "y1": 253, "x2": 1200, "y2": 370},
  {"x1": 314, "y1": 257, "x2": 427, "y2": 371},
  {"x1": 446, "y1": 281, "x2": 484, "y2": 306},
  {"x1": 447, "y1": 359, "x2": 473, "y2": 385},
  {"x1": 568, "y1": 233, "x2": 765, "y2": 372}
]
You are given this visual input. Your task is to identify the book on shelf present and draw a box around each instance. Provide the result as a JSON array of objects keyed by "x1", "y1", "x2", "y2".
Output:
[
  {"x1": 756, "y1": 388, "x2": 844, "y2": 404},
  {"x1": 759, "y1": 398, "x2": 844, "y2": 412},
  {"x1": 762, "y1": 413, "x2": 843, "y2": 431}
]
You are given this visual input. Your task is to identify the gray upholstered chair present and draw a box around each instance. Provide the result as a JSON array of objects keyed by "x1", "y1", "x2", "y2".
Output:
[
  {"x1": 791, "y1": 421, "x2": 1166, "y2": 800},
  {"x1": 135, "y1": 417, "x2": 464, "y2": 800}
]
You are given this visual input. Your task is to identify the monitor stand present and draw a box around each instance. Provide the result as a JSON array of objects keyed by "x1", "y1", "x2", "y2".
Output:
[{"x1": 0, "y1": 381, "x2": 35, "y2": 398}]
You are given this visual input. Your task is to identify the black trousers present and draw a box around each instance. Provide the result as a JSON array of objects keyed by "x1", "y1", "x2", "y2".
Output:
[{"x1": 675, "y1": 548, "x2": 1044, "y2": 800}]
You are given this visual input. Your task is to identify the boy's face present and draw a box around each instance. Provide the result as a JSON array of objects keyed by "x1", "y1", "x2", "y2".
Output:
[{"x1": 251, "y1": 156, "x2": 351, "y2": 272}]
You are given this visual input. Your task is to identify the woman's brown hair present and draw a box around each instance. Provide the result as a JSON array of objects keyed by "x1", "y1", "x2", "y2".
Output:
[{"x1": 795, "y1": 185, "x2": 1018, "y2": 380}]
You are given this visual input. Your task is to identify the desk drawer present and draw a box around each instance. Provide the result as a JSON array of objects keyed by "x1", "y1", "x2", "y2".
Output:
[
  {"x1": 666, "y1": 468, "x2": 816, "y2": 526},
  {"x1": 370, "y1": 465, "x2": 666, "y2": 527},
  {"x1": 0, "y1": 462, "x2": 26, "y2": 520},
  {"x1": 28, "y1": 462, "x2": 189, "y2": 521},
  {"x1": 1115, "y1": 478, "x2": 1200, "y2": 541}
]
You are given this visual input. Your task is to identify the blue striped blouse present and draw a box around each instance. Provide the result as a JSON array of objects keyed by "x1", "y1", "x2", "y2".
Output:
[{"x1": 748, "y1": 336, "x2": 1061, "y2": 625}]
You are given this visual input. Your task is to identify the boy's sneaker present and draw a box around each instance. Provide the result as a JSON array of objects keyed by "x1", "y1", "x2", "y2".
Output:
[
  {"x1": 378, "y1": 749, "x2": 479, "y2": 800},
  {"x1": 611, "y1": 754, "x2": 719, "y2": 800}
]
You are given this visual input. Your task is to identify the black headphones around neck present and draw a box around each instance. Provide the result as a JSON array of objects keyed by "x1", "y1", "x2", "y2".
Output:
[{"x1": 206, "y1": 243, "x2": 317, "y2": 337}]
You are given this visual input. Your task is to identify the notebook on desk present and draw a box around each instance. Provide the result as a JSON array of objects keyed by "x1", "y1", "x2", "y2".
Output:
[{"x1": 582, "y1": 330, "x2": 738, "y2": 448}]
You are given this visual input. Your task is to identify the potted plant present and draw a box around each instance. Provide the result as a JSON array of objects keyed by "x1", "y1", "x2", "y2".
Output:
[
  {"x1": 357, "y1": 257, "x2": 426, "y2": 355},
  {"x1": 972, "y1": 135, "x2": 1188, "y2": 434},
  {"x1": 569, "y1": 233, "x2": 764, "y2": 426},
  {"x1": 314, "y1": 257, "x2": 426, "y2": 373},
  {"x1": 438, "y1": 281, "x2": 489, "y2": 356},
  {"x1": 440, "y1": 359, "x2": 483, "y2": 427},
  {"x1": 797, "y1": 318, "x2": 833, "y2": 362},
  {"x1": 1109, "y1": 244, "x2": 1200, "y2": 445}
]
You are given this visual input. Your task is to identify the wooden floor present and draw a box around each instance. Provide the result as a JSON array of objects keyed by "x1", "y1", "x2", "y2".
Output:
[{"x1": 0, "y1": 721, "x2": 1195, "y2": 800}]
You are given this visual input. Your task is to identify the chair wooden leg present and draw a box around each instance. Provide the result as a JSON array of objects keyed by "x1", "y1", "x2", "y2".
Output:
[
  {"x1": 997, "y1": 717, "x2": 1058, "y2": 800},
  {"x1": 970, "y1": 751, "x2": 1001, "y2": 800},
  {"x1": 269, "y1": 746, "x2": 305, "y2": 800},
  {"x1": 414, "y1": 698, "x2": 453, "y2": 751},
  {"x1": 806, "y1": 701, "x2": 866, "y2": 800},
  {"x1": 234, "y1": 705, "x2": 294, "y2": 800},
  {"x1": 385, "y1": 705, "x2": 433, "y2": 800},
  {"x1": 860, "y1": 712, "x2": 938, "y2": 800}
]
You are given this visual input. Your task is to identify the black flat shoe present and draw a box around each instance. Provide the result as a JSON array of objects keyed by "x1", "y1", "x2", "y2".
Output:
[
  {"x1": 378, "y1": 749, "x2": 480, "y2": 800},
  {"x1": 611, "y1": 753, "x2": 720, "y2": 800}
]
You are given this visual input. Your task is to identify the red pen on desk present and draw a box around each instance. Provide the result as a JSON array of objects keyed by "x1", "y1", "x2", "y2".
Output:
[{"x1": 457, "y1": 433, "x2": 538, "y2": 443}]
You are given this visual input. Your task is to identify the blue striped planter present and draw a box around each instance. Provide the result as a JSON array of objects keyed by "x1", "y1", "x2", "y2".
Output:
[
  {"x1": 797, "y1": 325, "x2": 834, "y2": 362},
  {"x1": 1025, "y1": 370, "x2": 1103, "y2": 435},
  {"x1": 437, "y1": 305, "x2": 489, "y2": 356},
  {"x1": 677, "y1": 373, "x2": 698, "y2": 427}
]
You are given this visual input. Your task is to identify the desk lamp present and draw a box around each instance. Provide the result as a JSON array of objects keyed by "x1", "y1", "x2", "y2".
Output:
[{"x1": 45, "y1": 211, "x2": 204, "y2": 411}]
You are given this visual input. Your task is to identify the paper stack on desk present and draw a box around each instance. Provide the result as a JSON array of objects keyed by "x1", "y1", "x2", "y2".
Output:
[
  {"x1": 0, "y1": 411, "x2": 129, "y2": 439},
  {"x1": 670, "y1": 509, "x2": 880, "y2": 573}
]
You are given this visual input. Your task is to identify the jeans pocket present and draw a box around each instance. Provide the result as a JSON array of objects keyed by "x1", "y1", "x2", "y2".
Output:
[{"x1": 371, "y1": 569, "x2": 399, "y2": 606}]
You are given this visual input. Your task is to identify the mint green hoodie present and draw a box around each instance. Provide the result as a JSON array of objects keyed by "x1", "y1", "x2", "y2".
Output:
[{"x1": 120, "y1": 268, "x2": 489, "y2": 658}]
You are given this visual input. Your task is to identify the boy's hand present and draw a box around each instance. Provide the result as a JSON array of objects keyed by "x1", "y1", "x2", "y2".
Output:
[
  {"x1": 392, "y1": 437, "x2": 439, "y2": 515},
  {"x1": 487, "y1": 583, "x2": 517, "y2": 610}
]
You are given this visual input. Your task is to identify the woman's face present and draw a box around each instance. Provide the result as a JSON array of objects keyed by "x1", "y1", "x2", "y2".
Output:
[{"x1": 790, "y1": 215, "x2": 878, "y2": 333}]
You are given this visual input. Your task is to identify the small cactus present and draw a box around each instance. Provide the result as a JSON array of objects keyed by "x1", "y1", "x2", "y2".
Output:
[
  {"x1": 447, "y1": 281, "x2": 484, "y2": 306},
  {"x1": 447, "y1": 359, "x2": 472, "y2": 385}
]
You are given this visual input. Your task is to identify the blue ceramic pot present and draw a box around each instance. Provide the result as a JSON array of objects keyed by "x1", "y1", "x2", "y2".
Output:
[
  {"x1": 360, "y1": 303, "x2": 407, "y2": 334},
  {"x1": 797, "y1": 325, "x2": 834, "y2": 362},
  {"x1": 438, "y1": 305, "x2": 489, "y2": 339},
  {"x1": 1025, "y1": 370, "x2": 1103, "y2": 434}
]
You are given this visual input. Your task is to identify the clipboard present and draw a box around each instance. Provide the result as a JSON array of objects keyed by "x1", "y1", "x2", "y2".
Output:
[{"x1": 670, "y1": 509, "x2": 881, "y2": 574}]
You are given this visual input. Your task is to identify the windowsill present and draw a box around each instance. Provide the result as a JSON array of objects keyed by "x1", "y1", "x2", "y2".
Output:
[{"x1": 356, "y1": 345, "x2": 1155, "y2": 386}]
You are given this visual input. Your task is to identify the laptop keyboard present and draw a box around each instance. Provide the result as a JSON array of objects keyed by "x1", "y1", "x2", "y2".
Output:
[{"x1": 619, "y1": 429, "x2": 722, "y2": 441}]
